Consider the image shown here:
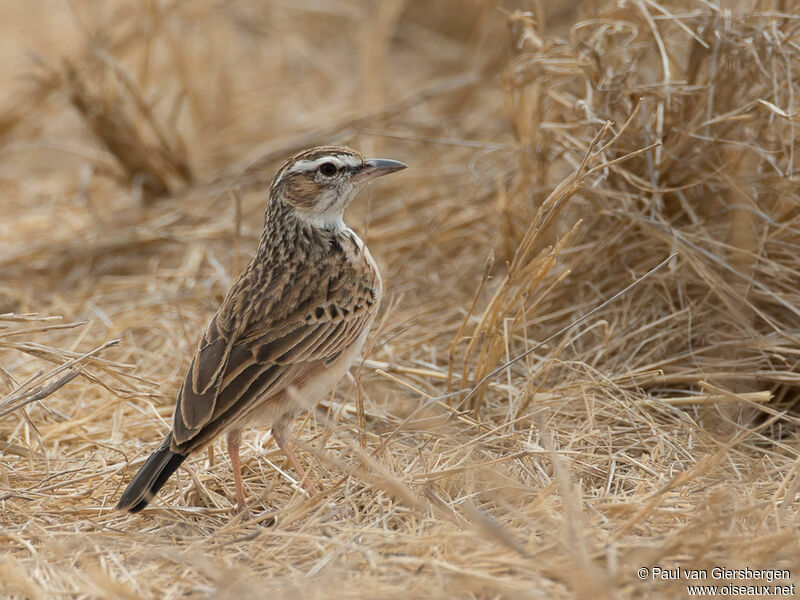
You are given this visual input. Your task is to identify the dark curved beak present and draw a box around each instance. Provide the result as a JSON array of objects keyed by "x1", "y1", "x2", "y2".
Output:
[{"x1": 355, "y1": 158, "x2": 407, "y2": 183}]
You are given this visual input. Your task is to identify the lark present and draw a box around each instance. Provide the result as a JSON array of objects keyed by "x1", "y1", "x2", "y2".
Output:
[{"x1": 117, "y1": 146, "x2": 406, "y2": 515}]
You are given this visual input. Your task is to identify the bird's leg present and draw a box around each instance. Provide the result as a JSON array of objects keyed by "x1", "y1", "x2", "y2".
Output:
[
  {"x1": 226, "y1": 429, "x2": 251, "y2": 517},
  {"x1": 272, "y1": 417, "x2": 319, "y2": 496}
]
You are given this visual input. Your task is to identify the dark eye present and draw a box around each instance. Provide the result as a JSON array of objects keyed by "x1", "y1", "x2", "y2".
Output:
[{"x1": 319, "y1": 162, "x2": 338, "y2": 177}]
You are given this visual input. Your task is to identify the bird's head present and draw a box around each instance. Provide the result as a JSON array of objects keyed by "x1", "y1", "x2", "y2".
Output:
[{"x1": 269, "y1": 146, "x2": 406, "y2": 230}]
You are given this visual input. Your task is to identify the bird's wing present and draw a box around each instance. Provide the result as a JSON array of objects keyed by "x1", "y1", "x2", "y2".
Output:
[{"x1": 171, "y1": 285, "x2": 376, "y2": 451}]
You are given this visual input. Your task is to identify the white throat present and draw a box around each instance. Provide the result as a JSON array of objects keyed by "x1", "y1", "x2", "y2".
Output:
[
  {"x1": 293, "y1": 184, "x2": 361, "y2": 232},
  {"x1": 298, "y1": 210, "x2": 346, "y2": 231}
]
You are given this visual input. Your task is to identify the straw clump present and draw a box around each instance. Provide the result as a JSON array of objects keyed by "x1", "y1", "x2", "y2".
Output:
[{"x1": 1, "y1": 1, "x2": 799, "y2": 598}]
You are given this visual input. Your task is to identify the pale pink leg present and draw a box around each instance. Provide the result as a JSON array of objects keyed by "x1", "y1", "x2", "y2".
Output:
[
  {"x1": 272, "y1": 417, "x2": 318, "y2": 495},
  {"x1": 226, "y1": 429, "x2": 251, "y2": 516}
]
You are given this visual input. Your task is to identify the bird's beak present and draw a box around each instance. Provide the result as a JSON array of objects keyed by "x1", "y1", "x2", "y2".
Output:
[{"x1": 355, "y1": 158, "x2": 407, "y2": 183}]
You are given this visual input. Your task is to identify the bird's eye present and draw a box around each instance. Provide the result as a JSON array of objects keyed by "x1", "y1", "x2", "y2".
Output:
[{"x1": 319, "y1": 162, "x2": 338, "y2": 177}]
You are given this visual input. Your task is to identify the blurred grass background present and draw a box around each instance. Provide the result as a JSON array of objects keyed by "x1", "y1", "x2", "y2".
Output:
[{"x1": 1, "y1": 1, "x2": 799, "y2": 598}]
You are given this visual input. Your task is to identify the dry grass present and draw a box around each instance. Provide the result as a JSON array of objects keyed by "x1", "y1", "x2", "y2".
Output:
[{"x1": 1, "y1": 1, "x2": 799, "y2": 598}]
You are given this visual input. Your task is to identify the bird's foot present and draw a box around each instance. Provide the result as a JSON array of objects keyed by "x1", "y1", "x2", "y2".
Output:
[
  {"x1": 233, "y1": 502, "x2": 253, "y2": 521},
  {"x1": 234, "y1": 502, "x2": 277, "y2": 527}
]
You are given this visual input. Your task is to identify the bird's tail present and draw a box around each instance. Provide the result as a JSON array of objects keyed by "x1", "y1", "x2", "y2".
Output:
[{"x1": 117, "y1": 432, "x2": 187, "y2": 513}]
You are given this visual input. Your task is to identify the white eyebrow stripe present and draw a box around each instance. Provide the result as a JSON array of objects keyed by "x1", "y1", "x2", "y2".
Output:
[{"x1": 285, "y1": 154, "x2": 362, "y2": 175}]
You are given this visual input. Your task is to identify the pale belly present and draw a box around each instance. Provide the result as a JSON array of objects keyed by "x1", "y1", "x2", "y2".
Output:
[
  {"x1": 228, "y1": 324, "x2": 372, "y2": 432},
  {"x1": 229, "y1": 308, "x2": 379, "y2": 433}
]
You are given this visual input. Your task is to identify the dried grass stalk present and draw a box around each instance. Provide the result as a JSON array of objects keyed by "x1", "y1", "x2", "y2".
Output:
[{"x1": 1, "y1": 2, "x2": 799, "y2": 599}]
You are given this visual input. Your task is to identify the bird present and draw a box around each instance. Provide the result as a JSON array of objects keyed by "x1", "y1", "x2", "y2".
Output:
[{"x1": 117, "y1": 145, "x2": 406, "y2": 515}]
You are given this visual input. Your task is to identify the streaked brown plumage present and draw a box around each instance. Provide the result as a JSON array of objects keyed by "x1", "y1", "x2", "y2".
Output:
[{"x1": 117, "y1": 146, "x2": 406, "y2": 515}]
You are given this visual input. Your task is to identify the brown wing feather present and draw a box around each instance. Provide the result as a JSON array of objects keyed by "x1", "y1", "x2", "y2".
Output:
[
  {"x1": 174, "y1": 317, "x2": 231, "y2": 441},
  {"x1": 172, "y1": 264, "x2": 377, "y2": 452}
]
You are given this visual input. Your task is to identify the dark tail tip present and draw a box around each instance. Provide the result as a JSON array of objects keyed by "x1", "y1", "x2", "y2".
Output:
[{"x1": 117, "y1": 433, "x2": 187, "y2": 513}]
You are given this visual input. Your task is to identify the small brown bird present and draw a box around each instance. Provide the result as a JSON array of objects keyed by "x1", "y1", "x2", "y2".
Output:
[{"x1": 117, "y1": 146, "x2": 405, "y2": 515}]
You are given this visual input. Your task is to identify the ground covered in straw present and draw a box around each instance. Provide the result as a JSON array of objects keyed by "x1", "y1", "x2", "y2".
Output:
[{"x1": 1, "y1": 1, "x2": 799, "y2": 598}]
